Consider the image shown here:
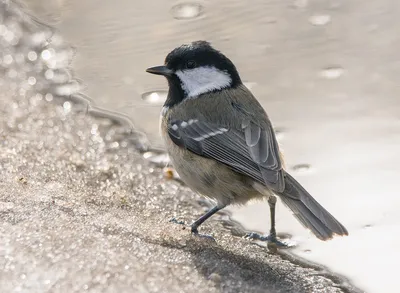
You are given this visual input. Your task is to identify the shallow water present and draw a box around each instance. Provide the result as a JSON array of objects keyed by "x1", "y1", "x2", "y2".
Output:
[{"x1": 10, "y1": 0, "x2": 400, "y2": 292}]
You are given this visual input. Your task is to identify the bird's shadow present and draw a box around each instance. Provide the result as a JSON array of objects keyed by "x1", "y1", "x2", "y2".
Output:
[
  {"x1": 153, "y1": 225, "x2": 359, "y2": 293},
  {"x1": 153, "y1": 202, "x2": 360, "y2": 293}
]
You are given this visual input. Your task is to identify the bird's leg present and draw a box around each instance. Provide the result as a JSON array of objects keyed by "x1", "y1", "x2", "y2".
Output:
[
  {"x1": 268, "y1": 195, "x2": 277, "y2": 238},
  {"x1": 169, "y1": 205, "x2": 223, "y2": 241},
  {"x1": 245, "y1": 195, "x2": 288, "y2": 248},
  {"x1": 191, "y1": 205, "x2": 222, "y2": 234},
  {"x1": 267, "y1": 195, "x2": 281, "y2": 243}
]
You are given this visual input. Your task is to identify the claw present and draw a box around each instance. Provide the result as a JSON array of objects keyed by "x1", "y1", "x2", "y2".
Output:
[
  {"x1": 169, "y1": 217, "x2": 185, "y2": 225},
  {"x1": 244, "y1": 232, "x2": 290, "y2": 248},
  {"x1": 191, "y1": 224, "x2": 216, "y2": 241},
  {"x1": 193, "y1": 232, "x2": 216, "y2": 242},
  {"x1": 170, "y1": 218, "x2": 216, "y2": 241},
  {"x1": 191, "y1": 225, "x2": 199, "y2": 234}
]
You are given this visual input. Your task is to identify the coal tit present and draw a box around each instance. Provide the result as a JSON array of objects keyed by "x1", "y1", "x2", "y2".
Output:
[{"x1": 146, "y1": 41, "x2": 348, "y2": 244}]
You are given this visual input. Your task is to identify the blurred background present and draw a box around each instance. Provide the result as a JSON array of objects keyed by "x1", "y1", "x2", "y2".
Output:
[{"x1": 7, "y1": 0, "x2": 400, "y2": 292}]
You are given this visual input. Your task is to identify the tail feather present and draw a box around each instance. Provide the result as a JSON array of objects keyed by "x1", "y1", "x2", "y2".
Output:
[{"x1": 277, "y1": 171, "x2": 348, "y2": 240}]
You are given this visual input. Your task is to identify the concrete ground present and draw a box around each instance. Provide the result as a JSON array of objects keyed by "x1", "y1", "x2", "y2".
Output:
[{"x1": 0, "y1": 1, "x2": 363, "y2": 292}]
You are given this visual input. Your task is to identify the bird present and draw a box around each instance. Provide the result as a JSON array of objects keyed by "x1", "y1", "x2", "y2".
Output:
[{"x1": 146, "y1": 40, "x2": 348, "y2": 245}]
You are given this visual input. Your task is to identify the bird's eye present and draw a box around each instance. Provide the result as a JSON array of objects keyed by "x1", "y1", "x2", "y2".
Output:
[{"x1": 186, "y1": 60, "x2": 196, "y2": 69}]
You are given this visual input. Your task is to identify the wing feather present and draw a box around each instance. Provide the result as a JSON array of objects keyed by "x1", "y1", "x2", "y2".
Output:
[{"x1": 168, "y1": 119, "x2": 284, "y2": 192}]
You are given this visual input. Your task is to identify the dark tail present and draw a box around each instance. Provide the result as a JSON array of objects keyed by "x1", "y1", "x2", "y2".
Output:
[{"x1": 277, "y1": 171, "x2": 348, "y2": 240}]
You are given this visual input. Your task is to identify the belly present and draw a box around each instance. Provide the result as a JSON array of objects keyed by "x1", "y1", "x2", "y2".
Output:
[{"x1": 164, "y1": 134, "x2": 262, "y2": 206}]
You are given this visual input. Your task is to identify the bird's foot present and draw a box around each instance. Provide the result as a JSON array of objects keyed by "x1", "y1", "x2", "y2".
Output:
[
  {"x1": 169, "y1": 218, "x2": 215, "y2": 241},
  {"x1": 191, "y1": 225, "x2": 216, "y2": 241},
  {"x1": 244, "y1": 232, "x2": 290, "y2": 248},
  {"x1": 169, "y1": 217, "x2": 186, "y2": 226}
]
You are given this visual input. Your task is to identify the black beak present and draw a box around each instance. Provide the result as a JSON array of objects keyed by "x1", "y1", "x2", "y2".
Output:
[{"x1": 146, "y1": 65, "x2": 173, "y2": 77}]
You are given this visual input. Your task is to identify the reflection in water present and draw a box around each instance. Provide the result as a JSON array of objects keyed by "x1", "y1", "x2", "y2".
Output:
[
  {"x1": 308, "y1": 14, "x2": 331, "y2": 26},
  {"x1": 141, "y1": 90, "x2": 167, "y2": 105},
  {"x1": 291, "y1": 163, "x2": 312, "y2": 174},
  {"x1": 143, "y1": 150, "x2": 170, "y2": 167},
  {"x1": 170, "y1": 3, "x2": 204, "y2": 20},
  {"x1": 6, "y1": 1, "x2": 400, "y2": 292},
  {"x1": 320, "y1": 66, "x2": 344, "y2": 80}
]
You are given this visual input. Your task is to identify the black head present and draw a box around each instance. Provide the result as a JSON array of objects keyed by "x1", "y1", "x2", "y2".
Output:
[
  {"x1": 164, "y1": 41, "x2": 241, "y2": 83},
  {"x1": 146, "y1": 41, "x2": 242, "y2": 107}
]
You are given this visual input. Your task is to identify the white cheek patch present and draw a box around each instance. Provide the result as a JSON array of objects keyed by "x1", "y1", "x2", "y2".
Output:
[{"x1": 175, "y1": 66, "x2": 232, "y2": 98}]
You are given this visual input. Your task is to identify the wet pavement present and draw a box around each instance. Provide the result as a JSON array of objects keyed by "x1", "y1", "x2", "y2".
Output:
[{"x1": 3, "y1": 0, "x2": 400, "y2": 292}]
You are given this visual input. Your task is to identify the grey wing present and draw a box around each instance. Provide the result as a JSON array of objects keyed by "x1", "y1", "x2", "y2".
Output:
[{"x1": 168, "y1": 119, "x2": 285, "y2": 192}]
